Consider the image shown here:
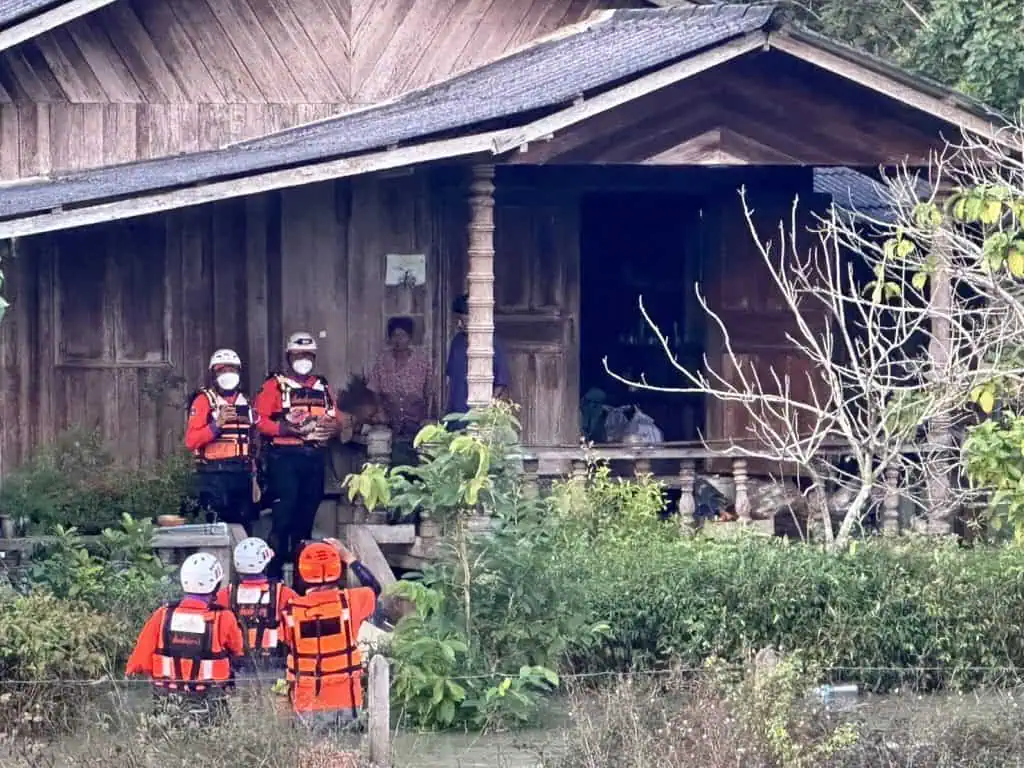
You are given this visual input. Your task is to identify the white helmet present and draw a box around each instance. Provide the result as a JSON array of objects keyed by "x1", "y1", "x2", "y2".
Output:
[
  {"x1": 286, "y1": 331, "x2": 318, "y2": 355},
  {"x1": 179, "y1": 552, "x2": 224, "y2": 594},
  {"x1": 233, "y1": 537, "x2": 274, "y2": 575},
  {"x1": 209, "y1": 348, "x2": 242, "y2": 370}
]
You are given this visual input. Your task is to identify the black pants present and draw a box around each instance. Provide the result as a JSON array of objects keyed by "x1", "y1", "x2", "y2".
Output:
[
  {"x1": 195, "y1": 466, "x2": 254, "y2": 533},
  {"x1": 266, "y1": 447, "x2": 326, "y2": 577}
]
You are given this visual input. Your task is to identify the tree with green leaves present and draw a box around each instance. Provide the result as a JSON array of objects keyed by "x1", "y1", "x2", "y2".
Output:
[{"x1": 774, "y1": 0, "x2": 1023, "y2": 115}]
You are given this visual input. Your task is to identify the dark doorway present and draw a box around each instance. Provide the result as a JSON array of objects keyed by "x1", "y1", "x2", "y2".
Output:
[{"x1": 580, "y1": 192, "x2": 706, "y2": 442}]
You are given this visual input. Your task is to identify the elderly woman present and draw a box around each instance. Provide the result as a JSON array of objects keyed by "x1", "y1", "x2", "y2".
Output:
[{"x1": 367, "y1": 317, "x2": 435, "y2": 461}]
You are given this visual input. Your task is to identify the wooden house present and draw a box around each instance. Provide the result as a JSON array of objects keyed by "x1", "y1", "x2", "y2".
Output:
[{"x1": 0, "y1": 1, "x2": 1006, "y2": 535}]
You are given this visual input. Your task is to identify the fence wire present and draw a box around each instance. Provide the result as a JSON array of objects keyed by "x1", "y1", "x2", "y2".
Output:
[{"x1": 6, "y1": 665, "x2": 1024, "y2": 686}]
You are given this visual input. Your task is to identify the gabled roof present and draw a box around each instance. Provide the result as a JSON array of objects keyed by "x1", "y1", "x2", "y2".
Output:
[
  {"x1": 0, "y1": 0, "x2": 60, "y2": 26},
  {"x1": 0, "y1": 0, "x2": 119, "y2": 53},
  {"x1": 0, "y1": 3, "x2": 1008, "y2": 238}
]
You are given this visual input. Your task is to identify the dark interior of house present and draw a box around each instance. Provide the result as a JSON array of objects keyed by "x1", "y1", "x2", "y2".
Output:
[{"x1": 579, "y1": 191, "x2": 707, "y2": 443}]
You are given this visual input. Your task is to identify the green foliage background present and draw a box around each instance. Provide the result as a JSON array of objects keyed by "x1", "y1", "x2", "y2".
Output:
[{"x1": 784, "y1": 0, "x2": 1023, "y2": 114}]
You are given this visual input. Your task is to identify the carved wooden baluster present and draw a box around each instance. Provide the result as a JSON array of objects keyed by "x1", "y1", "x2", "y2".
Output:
[
  {"x1": 634, "y1": 456, "x2": 652, "y2": 477},
  {"x1": 571, "y1": 459, "x2": 587, "y2": 482},
  {"x1": 883, "y1": 463, "x2": 900, "y2": 535},
  {"x1": 677, "y1": 459, "x2": 697, "y2": 530},
  {"x1": 733, "y1": 458, "x2": 751, "y2": 522},
  {"x1": 522, "y1": 457, "x2": 540, "y2": 500}
]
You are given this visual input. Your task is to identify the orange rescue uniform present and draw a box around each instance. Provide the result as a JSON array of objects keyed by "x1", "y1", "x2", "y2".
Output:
[
  {"x1": 185, "y1": 388, "x2": 256, "y2": 462},
  {"x1": 281, "y1": 585, "x2": 376, "y2": 716},
  {"x1": 216, "y1": 579, "x2": 298, "y2": 660},
  {"x1": 126, "y1": 597, "x2": 245, "y2": 695},
  {"x1": 253, "y1": 373, "x2": 337, "y2": 447}
]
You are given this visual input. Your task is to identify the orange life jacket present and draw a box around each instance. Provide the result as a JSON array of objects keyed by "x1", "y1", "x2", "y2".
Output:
[
  {"x1": 228, "y1": 581, "x2": 283, "y2": 658},
  {"x1": 151, "y1": 602, "x2": 234, "y2": 695},
  {"x1": 283, "y1": 589, "x2": 362, "y2": 715},
  {"x1": 195, "y1": 389, "x2": 253, "y2": 463},
  {"x1": 272, "y1": 374, "x2": 336, "y2": 447}
]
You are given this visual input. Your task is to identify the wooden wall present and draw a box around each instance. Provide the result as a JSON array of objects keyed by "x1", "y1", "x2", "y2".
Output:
[
  {"x1": 0, "y1": 171, "x2": 450, "y2": 474},
  {"x1": 0, "y1": 0, "x2": 641, "y2": 178}
]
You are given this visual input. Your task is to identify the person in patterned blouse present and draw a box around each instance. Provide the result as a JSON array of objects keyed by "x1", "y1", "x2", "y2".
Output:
[{"x1": 367, "y1": 316, "x2": 435, "y2": 463}]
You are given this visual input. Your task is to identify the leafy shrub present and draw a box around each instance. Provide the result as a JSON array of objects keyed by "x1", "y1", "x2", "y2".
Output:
[
  {"x1": 20, "y1": 515, "x2": 175, "y2": 640},
  {"x1": 0, "y1": 429, "x2": 193, "y2": 535},
  {"x1": 385, "y1": 579, "x2": 558, "y2": 730},
  {"x1": 558, "y1": 533, "x2": 1024, "y2": 689},
  {"x1": 0, "y1": 588, "x2": 113, "y2": 732}
]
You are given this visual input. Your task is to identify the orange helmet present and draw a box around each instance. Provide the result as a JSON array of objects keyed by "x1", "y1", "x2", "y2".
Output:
[{"x1": 297, "y1": 541, "x2": 343, "y2": 585}]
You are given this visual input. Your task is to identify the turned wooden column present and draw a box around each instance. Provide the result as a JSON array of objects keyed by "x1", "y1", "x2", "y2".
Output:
[
  {"x1": 882, "y1": 462, "x2": 901, "y2": 535},
  {"x1": 732, "y1": 458, "x2": 751, "y2": 522},
  {"x1": 466, "y1": 164, "x2": 497, "y2": 410},
  {"x1": 677, "y1": 459, "x2": 697, "y2": 530}
]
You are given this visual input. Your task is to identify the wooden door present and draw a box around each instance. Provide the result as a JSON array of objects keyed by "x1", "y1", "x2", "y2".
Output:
[
  {"x1": 493, "y1": 188, "x2": 581, "y2": 447},
  {"x1": 702, "y1": 190, "x2": 832, "y2": 471}
]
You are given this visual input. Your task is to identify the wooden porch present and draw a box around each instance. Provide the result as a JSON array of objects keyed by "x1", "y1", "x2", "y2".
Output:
[{"x1": 0, "y1": 6, "x2": 1006, "y2": 560}]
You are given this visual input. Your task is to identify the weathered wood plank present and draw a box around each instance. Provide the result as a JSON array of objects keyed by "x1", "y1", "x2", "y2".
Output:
[
  {"x1": 132, "y1": 0, "x2": 225, "y2": 102},
  {"x1": 347, "y1": 525, "x2": 397, "y2": 588},
  {"x1": 66, "y1": 16, "x2": 146, "y2": 101},
  {"x1": 245, "y1": 0, "x2": 346, "y2": 102},
  {"x1": 283, "y1": 0, "x2": 351, "y2": 101},
  {"x1": 33, "y1": 27, "x2": 108, "y2": 102},
  {"x1": 205, "y1": 0, "x2": 303, "y2": 103},
  {"x1": 100, "y1": 2, "x2": 188, "y2": 101}
]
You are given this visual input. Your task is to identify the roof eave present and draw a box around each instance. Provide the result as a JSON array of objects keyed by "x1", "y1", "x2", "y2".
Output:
[{"x1": 0, "y1": 0, "x2": 118, "y2": 54}]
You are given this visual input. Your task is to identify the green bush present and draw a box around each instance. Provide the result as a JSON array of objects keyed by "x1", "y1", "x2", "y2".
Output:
[
  {"x1": 555, "y1": 533, "x2": 1024, "y2": 689},
  {"x1": 0, "y1": 429, "x2": 194, "y2": 534},
  {"x1": 0, "y1": 587, "x2": 113, "y2": 732},
  {"x1": 21, "y1": 515, "x2": 176, "y2": 641}
]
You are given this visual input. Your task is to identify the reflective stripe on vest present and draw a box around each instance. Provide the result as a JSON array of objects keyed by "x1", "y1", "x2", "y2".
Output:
[
  {"x1": 272, "y1": 375, "x2": 336, "y2": 447},
  {"x1": 152, "y1": 602, "x2": 232, "y2": 694},
  {"x1": 195, "y1": 390, "x2": 252, "y2": 462},
  {"x1": 284, "y1": 590, "x2": 361, "y2": 716},
  {"x1": 229, "y1": 581, "x2": 281, "y2": 655}
]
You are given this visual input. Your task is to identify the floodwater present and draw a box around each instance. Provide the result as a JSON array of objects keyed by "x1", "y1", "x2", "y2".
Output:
[{"x1": 392, "y1": 727, "x2": 565, "y2": 768}]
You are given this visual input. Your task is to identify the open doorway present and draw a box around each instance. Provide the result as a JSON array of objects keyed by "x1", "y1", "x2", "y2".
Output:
[{"x1": 580, "y1": 192, "x2": 706, "y2": 443}]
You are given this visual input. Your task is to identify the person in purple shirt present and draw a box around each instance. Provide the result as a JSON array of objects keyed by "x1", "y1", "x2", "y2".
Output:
[{"x1": 445, "y1": 294, "x2": 510, "y2": 419}]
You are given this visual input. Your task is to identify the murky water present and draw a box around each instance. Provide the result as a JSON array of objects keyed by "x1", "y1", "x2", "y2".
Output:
[{"x1": 391, "y1": 728, "x2": 565, "y2": 768}]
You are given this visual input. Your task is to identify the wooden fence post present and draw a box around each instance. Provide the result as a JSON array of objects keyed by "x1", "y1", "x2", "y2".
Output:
[{"x1": 367, "y1": 655, "x2": 391, "y2": 767}]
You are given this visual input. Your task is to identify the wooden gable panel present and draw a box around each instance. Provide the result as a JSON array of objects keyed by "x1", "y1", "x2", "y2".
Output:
[{"x1": 513, "y1": 50, "x2": 959, "y2": 167}]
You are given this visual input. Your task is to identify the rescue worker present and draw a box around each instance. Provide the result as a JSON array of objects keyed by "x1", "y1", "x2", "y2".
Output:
[
  {"x1": 215, "y1": 537, "x2": 298, "y2": 675},
  {"x1": 254, "y1": 332, "x2": 347, "y2": 577},
  {"x1": 185, "y1": 348, "x2": 258, "y2": 532},
  {"x1": 281, "y1": 539, "x2": 380, "y2": 731},
  {"x1": 126, "y1": 553, "x2": 244, "y2": 725}
]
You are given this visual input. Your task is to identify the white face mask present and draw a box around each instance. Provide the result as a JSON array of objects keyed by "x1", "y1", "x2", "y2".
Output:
[
  {"x1": 216, "y1": 372, "x2": 240, "y2": 391},
  {"x1": 291, "y1": 358, "x2": 314, "y2": 376}
]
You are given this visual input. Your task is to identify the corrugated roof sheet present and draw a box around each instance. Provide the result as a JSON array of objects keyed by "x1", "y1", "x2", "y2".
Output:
[
  {"x1": 0, "y1": 0, "x2": 62, "y2": 27},
  {"x1": 0, "y1": 3, "x2": 777, "y2": 218},
  {"x1": 813, "y1": 167, "x2": 931, "y2": 223}
]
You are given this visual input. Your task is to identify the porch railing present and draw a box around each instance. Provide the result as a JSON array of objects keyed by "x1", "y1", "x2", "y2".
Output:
[{"x1": 517, "y1": 442, "x2": 943, "y2": 533}]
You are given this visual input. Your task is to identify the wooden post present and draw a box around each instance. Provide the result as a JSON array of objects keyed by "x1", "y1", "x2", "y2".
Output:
[
  {"x1": 733, "y1": 458, "x2": 751, "y2": 522},
  {"x1": 634, "y1": 457, "x2": 652, "y2": 477},
  {"x1": 883, "y1": 463, "x2": 900, "y2": 535},
  {"x1": 571, "y1": 458, "x2": 587, "y2": 481},
  {"x1": 926, "y1": 223, "x2": 955, "y2": 535},
  {"x1": 522, "y1": 456, "x2": 540, "y2": 499},
  {"x1": 367, "y1": 654, "x2": 391, "y2": 767},
  {"x1": 677, "y1": 459, "x2": 696, "y2": 529},
  {"x1": 466, "y1": 164, "x2": 496, "y2": 410}
]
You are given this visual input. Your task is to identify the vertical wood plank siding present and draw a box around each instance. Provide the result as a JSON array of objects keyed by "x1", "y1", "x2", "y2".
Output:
[
  {"x1": 0, "y1": 0, "x2": 641, "y2": 178},
  {"x1": 0, "y1": 174, "x2": 454, "y2": 472}
]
